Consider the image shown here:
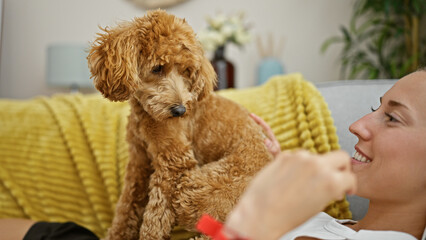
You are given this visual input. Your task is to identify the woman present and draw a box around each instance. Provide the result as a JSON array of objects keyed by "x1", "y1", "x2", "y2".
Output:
[{"x1": 222, "y1": 69, "x2": 426, "y2": 239}]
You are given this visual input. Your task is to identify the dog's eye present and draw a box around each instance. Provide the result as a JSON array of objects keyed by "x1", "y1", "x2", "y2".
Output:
[
  {"x1": 184, "y1": 68, "x2": 191, "y2": 77},
  {"x1": 152, "y1": 65, "x2": 163, "y2": 74}
]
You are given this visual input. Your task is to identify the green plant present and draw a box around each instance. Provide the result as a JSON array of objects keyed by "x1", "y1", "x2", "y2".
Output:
[{"x1": 322, "y1": 0, "x2": 426, "y2": 79}]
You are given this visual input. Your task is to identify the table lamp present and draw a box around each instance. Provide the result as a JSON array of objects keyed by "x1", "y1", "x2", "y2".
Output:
[{"x1": 46, "y1": 43, "x2": 93, "y2": 92}]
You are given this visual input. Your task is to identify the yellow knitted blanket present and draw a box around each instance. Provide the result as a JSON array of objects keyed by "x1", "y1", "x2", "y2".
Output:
[
  {"x1": 0, "y1": 94, "x2": 130, "y2": 237},
  {"x1": 0, "y1": 73, "x2": 350, "y2": 238}
]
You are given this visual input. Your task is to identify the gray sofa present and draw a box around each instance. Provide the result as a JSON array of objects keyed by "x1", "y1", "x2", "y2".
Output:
[{"x1": 316, "y1": 79, "x2": 397, "y2": 220}]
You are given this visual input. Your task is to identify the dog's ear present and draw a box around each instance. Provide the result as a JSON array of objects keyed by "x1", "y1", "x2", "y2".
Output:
[
  {"x1": 87, "y1": 26, "x2": 140, "y2": 101},
  {"x1": 193, "y1": 58, "x2": 217, "y2": 101}
]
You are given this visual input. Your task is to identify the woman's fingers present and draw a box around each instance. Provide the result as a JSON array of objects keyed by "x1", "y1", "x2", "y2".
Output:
[
  {"x1": 250, "y1": 113, "x2": 275, "y2": 140},
  {"x1": 250, "y1": 113, "x2": 281, "y2": 157},
  {"x1": 264, "y1": 139, "x2": 280, "y2": 157},
  {"x1": 335, "y1": 170, "x2": 357, "y2": 196},
  {"x1": 319, "y1": 151, "x2": 352, "y2": 171},
  {"x1": 318, "y1": 151, "x2": 357, "y2": 198},
  {"x1": 277, "y1": 150, "x2": 357, "y2": 199}
]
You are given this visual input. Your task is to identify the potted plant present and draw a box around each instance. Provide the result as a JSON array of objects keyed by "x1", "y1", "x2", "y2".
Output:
[{"x1": 322, "y1": 0, "x2": 426, "y2": 79}]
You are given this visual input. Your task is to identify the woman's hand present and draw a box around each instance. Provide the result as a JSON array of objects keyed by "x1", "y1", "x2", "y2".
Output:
[
  {"x1": 250, "y1": 113, "x2": 281, "y2": 158},
  {"x1": 224, "y1": 150, "x2": 357, "y2": 240}
]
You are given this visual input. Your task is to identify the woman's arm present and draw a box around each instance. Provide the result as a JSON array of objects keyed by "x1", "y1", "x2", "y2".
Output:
[{"x1": 224, "y1": 150, "x2": 357, "y2": 240}]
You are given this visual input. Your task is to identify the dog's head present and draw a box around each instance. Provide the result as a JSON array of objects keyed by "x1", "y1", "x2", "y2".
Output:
[{"x1": 88, "y1": 10, "x2": 216, "y2": 121}]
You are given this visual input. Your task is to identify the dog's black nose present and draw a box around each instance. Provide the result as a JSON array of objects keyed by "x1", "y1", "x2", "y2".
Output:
[{"x1": 170, "y1": 105, "x2": 186, "y2": 117}]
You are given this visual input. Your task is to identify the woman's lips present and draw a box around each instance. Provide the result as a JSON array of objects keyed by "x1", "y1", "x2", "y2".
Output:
[{"x1": 352, "y1": 149, "x2": 371, "y2": 164}]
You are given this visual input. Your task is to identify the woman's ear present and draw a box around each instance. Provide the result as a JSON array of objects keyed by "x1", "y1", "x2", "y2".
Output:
[
  {"x1": 193, "y1": 58, "x2": 217, "y2": 101},
  {"x1": 87, "y1": 26, "x2": 140, "y2": 102}
]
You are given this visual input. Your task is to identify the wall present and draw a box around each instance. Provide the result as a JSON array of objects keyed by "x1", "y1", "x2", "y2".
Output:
[{"x1": 0, "y1": 0, "x2": 354, "y2": 99}]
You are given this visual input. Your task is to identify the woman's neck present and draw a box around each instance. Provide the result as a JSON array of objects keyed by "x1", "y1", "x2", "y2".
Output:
[{"x1": 349, "y1": 200, "x2": 425, "y2": 239}]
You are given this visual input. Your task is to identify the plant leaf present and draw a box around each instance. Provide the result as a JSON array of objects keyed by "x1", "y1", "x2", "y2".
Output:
[{"x1": 320, "y1": 36, "x2": 343, "y2": 53}]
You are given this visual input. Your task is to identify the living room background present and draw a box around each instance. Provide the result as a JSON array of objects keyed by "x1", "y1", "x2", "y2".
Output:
[{"x1": 0, "y1": 0, "x2": 354, "y2": 99}]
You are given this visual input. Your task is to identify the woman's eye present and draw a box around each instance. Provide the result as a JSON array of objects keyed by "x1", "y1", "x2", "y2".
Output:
[
  {"x1": 385, "y1": 113, "x2": 398, "y2": 122},
  {"x1": 152, "y1": 65, "x2": 163, "y2": 74}
]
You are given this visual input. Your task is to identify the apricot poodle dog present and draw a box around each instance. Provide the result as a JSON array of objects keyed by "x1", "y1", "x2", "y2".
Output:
[{"x1": 88, "y1": 10, "x2": 273, "y2": 240}]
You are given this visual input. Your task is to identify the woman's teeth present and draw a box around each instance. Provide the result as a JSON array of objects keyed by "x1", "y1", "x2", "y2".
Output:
[{"x1": 353, "y1": 151, "x2": 371, "y2": 163}]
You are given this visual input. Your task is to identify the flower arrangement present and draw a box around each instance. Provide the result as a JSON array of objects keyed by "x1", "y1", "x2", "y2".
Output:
[{"x1": 198, "y1": 12, "x2": 251, "y2": 52}]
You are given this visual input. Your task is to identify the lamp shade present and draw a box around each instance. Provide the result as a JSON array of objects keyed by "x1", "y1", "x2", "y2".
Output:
[{"x1": 46, "y1": 43, "x2": 92, "y2": 89}]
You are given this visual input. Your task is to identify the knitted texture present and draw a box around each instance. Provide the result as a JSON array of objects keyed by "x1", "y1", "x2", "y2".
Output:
[
  {"x1": 0, "y1": 94, "x2": 130, "y2": 237},
  {"x1": 0, "y1": 73, "x2": 350, "y2": 239}
]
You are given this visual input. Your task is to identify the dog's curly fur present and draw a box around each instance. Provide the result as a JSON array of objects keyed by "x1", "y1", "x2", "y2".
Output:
[{"x1": 88, "y1": 10, "x2": 273, "y2": 240}]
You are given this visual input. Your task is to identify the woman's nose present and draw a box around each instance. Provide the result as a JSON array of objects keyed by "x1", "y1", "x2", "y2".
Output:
[{"x1": 349, "y1": 113, "x2": 373, "y2": 141}]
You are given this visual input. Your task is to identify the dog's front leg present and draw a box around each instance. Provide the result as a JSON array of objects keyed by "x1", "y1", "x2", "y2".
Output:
[
  {"x1": 139, "y1": 148, "x2": 198, "y2": 240},
  {"x1": 107, "y1": 144, "x2": 152, "y2": 240},
  {"x1": 139, "y1": 172, "x2": 176, "y2": 239}
]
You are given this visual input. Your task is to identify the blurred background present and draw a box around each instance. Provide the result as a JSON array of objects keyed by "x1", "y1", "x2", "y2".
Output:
[{"x1": 0, "y1": 0, "x2": 364, "y2": 98}]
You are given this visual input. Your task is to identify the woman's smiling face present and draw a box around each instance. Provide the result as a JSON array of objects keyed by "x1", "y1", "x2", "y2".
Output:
[{"x1": 349, "y1": 70, "x2": 426, "y2": 203}]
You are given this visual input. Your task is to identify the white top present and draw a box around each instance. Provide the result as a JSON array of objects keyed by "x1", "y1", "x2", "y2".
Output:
[{"x1": 279, "y1": 212, "x2": 422, "y2": 240}]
